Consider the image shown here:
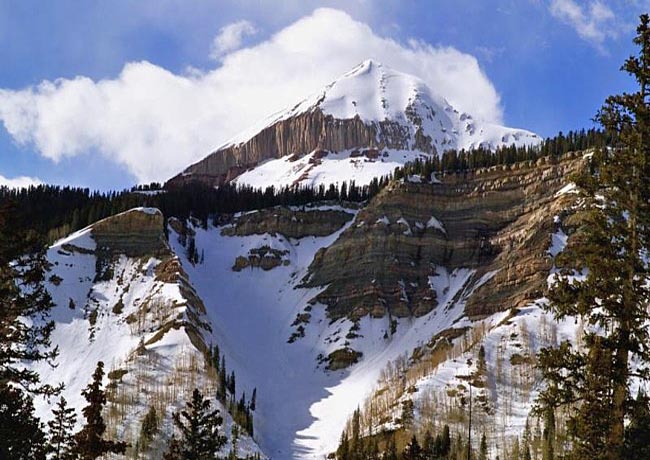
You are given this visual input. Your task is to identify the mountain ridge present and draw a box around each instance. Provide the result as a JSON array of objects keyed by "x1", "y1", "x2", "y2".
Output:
[{"x1": 166, "y1": 60, "x2": 541, "y2": 190}]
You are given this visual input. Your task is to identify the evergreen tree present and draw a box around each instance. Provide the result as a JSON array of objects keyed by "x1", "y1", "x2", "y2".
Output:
[
  {"x1": 250, "y1": 387, "x2": 257, "y2": 411},
  {"x1": 401, "y1": 399, "x2": 415, "y2": 428},
  {"x1": 542, "y1": 406, "x2": 555, "y2": 460},
  {"x1": 624, "y1": 389, "x2": 650, "y2": 459},
  {"x1": 0, "y1": 383, "x2": 47, "y2": 460},
  {"x1": 336, "y1": 430, "x2": 350, "y2": 460},
  {"x1": 385, "y1": 435, "x2": 398, "y2": 460},
  {"x1": 74, "y1": 361, "x2": 127, "y2": 459},
  {"x1": 512, "y1": 437, "x2": 520, "y2": 460},
  {"x1": 536, "y1": 15, "x2": 650, "y2": 460},
  {"x1": 163, "y1": 388, "x2": 227, "y2": 460},
  {"x1": 139, "y1": 405, "x2": 160, "y2": 450},
  {"x1": 47, "y1": 397, "x2": 78, "y2": 460},
  {"x1": 403, "y1": 434, "x2": 422, "y2": 460},
  {"x1": 441, "y1": 424, "x2": 451, "y2": 457},
  {"x1": 0, "y1": 202, "x2": 60, "y2": 396},
  {"x1": 479, "y1": 432, "x2": 488, "y2": 460},
  {"x1": 423, "y1": 430, "x2": 435, "y2": 459},
  {"x1": 350, "y1": 408, "x2": 364, "y2": 460}
]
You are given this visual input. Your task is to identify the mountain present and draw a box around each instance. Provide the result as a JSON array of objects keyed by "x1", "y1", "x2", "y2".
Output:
[
  {"x1": 33, "y1": 208, "x2": 264, "y2": 459},
  {"x1": 166, "y1": 60, "x2": 541, "y2": 190},
  {"x1": 27, "y1": 149, "x2": 592, "y2": 459},
  {"x1": 20, "y1": 60, "x2": 601, "y2": 460}
]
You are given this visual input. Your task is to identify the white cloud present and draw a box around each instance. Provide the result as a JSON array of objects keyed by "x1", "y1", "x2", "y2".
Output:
[
  {"x1": 210, "y1": 20, "x2": 257, "y2": 60},
  {"x1": 0, "y1": 174, "x2": 42, "y2": 189},
  {"x1": 549, "y1": 0, "x2": 620, "y2": 49},
  {"x1": 0, "y1": 8, "x2": 504, "y2": 183}
]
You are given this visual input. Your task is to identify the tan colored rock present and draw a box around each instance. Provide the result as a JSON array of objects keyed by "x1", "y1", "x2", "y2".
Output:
[
  {"x1": 302, "y1": 154, "x2": 585, "y2": 320},
  {"x1": 165, "y1": 109, "x2": 433, "y2": 188}
]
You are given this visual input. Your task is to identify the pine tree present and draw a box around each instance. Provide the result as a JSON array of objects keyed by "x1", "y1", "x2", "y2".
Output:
[
  {"x1": 336, "y1": 430, "x2": 350, "y2": 460},
  {"x1": 0, "y1": 202, "x2": 60, "y2": 397},
  {"x1": 139, "y1": 405, "x2": 159, "y2": 450},
  {"x1": 385, "y1": 435, "x2": 398, "y2": 460},
  {"x1": 250, "y1": 387, "x2": 257, "y2": 411},
  {"x1": 536, "y1": 14, "x2": 650, "y2": 460},
  {"x1": 479, "y1": 432, "x2": 488, "y2": 460},
  {"x1": 624, "y1": 389, "x2": 650, "y2": 459},
  {"x1": 74, "y1": 361, "x2": 127, "y2": 459},
  {"x1": 47, "y1": 397, "x2": 78, "y2": 460},
  {"x1": 403, "y1": 434, "x2": 422, "y2": 460},
  {"x1": 0, "y1": 383, "x2": 47, "y2": 460},
  {"x1": 163, "y1": 388, "x2": 227, "y2": 460},
  {"x1": 350, "y1": 408, "x2": 364, "y2": 460},
  {"x1": 401, "y1": 399, "x2": 415, "y2": 428},
  {"x1": 423, "y1": 430, "x2": 435, "y2": 458}
]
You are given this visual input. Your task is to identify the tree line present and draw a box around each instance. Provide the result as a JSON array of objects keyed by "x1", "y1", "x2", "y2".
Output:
[{"x1": 1, "y1": 126, "x2": 609, "y2": 246}]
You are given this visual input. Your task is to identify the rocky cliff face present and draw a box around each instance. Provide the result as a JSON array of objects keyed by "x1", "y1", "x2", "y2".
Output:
[
  {"x1": 301, "y1": 153, "x2": 584, "y2": 320},
  {"x1": 166, "y1": 109, "x2": 430, "y2": 188},
  {"x1": 91, "y1": 207, "x2": 167, "y2": 257},
  {"x1": 166, "y1": 60, "x2": 540, "y2": 190},
  {"x1": 220, "y1": 206, "x2": 355, "y2": 239}
]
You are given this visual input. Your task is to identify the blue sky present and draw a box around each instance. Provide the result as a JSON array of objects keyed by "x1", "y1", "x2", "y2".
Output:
[{"x1": 0, "y1": 0, "x2": 644, "y2": 190}]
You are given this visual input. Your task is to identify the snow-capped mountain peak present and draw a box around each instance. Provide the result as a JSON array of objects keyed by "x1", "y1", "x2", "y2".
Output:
[
  {"x1": 286, "y1": 59, "x2": 450, "y2": 124},
  {"x1": 167, "y1": 60, "x2": 541, "y2": 190}
]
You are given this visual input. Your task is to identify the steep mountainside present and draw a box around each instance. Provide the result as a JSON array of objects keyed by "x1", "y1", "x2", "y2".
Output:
[
  {"x1": 301, "y1": 153, "x2": 583, "y2": 322},
  {"x1": 30, "y1": 150, "x2": 589, "y2": 459},
  {"x1": 33, "y1": 208, "x2": 264, "y2": 459},
  {"x1": 166, "y1": 61, "x2": 541, "y2": 189}
]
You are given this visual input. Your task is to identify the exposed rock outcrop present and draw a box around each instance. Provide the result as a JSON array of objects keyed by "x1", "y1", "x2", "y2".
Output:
[
  {"x1": 92, "y1": 208, "x2": 167, "y2": 257},
  {"x1": 166, "y1": 109, "x2": 428, "y2": 188},
  {"x1": 302, "y1": 153, "x2": 585, "y2": 320},
  {"x1": 220, "y1": 206, "x2": 354, "y2": 239},
  {"x1": 232, "y1": 246, "x2": 290, "y2": 271}
]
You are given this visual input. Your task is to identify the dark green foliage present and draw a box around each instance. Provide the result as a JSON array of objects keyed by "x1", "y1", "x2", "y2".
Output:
[
  {"x1": 163, "y1": 388, "x2": 227, "y2": 460},
  {"x1": 0, "y1": 128, "x2": 609, "y2": 247},
  {"x1": 479, "y1": 432, "x2": 488, "y2": 460},
  {"x1": 139, "y1": 405, "x2": 160, "y2": 450},
  {"x1": 0, "y1": 203, "x2": 60, "y2": 397},
  {"x1": 402, "y1": 434, "x2": 422, "y2": 460},
  {"x1": 536, "y1": 15, "x2": 650, "y2": 460},
  {"x1": 74, "y1": 361, "x2": 127, "y2": 459},
  {"x1": 0, "y1": 383, "x2": 47, "y2": 460},
  {"x1": 624, "y1": 389, "x2": 650, "y2": 459},
  {"x1": 400, "y1": 399, "x2": 415, "y2": 428},
  {"x1": 47, "y1": 397, "x2": 78, "y2": 460}
]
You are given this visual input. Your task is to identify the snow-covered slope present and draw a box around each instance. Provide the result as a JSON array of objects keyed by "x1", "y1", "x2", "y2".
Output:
[
  {"x1": 167, "y1": 207, "x2": 506, "y2": 459},
  {"x1": 228, "y1": 60, "x2": 539, "y2": 152},
  {"x1": 32, "y1": 209, "x2": 264, "y2": 458},
  {"x1": 168, "y1": 60, "x2": 541, "y2": 190}
]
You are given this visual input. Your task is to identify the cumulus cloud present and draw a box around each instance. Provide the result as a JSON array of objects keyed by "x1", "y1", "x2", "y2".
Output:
[
  {"x1": 0, "y1": 174, "x2": 42, "y2": 189},
  {"x1": 210, "y1": 20, "x2": 257, "y2": 59},
  {"x1": 549, "y1": 0, "x2": 620, "y2": 49},
  {"x1": 0, "y1": 8, "x2": 503, "y2": 183}
]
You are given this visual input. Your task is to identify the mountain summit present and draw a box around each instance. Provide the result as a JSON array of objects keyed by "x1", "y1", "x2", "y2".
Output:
[{"x1": 172, "y1": 59, "x2": 541, "y2": 188}]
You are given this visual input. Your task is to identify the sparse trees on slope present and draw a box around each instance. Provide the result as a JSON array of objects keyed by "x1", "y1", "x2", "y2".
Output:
[
  {"x1": 47, "y1": 397, "x2": 78, "y2": 460},
  {"x1": 74, "y1": 361, "x2": 127, "y2": 459},
  {"x1": 163, "y1": 388, "x2": 227, "y2": 460},
  {"x1": 537, "y1": 14, "x2": 650, "y2": 460}
]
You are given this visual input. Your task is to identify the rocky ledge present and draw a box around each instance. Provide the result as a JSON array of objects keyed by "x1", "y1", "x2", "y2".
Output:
[
  {"x1": 301, "y1": 153, "x2": 585, "y2": 320},
  {"x1": 92, "y1": 207, "x2": 168, "y2": 257}
]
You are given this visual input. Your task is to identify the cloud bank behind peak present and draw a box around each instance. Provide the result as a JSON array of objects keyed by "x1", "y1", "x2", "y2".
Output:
[{"x1": 0, "y1": 8, "x2": 503, "y2": 183}]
